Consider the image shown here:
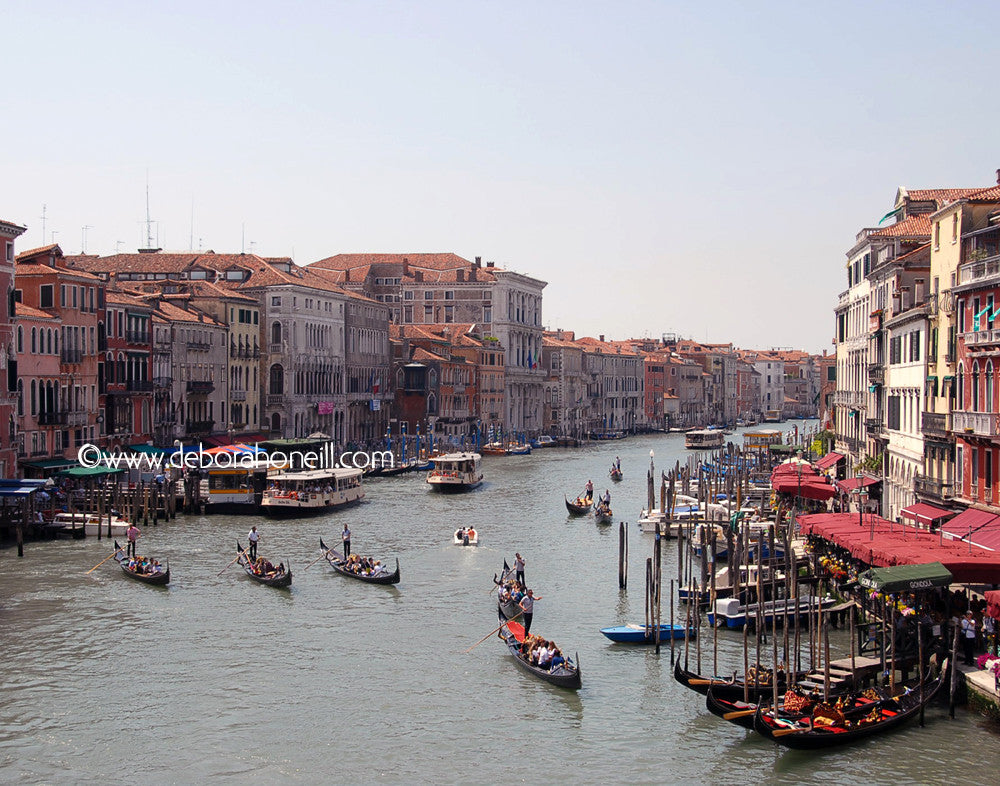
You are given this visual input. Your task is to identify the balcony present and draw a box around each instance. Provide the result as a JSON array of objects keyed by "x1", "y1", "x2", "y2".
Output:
[
  {"x1": 953, "y1": 410, "x2": 1000, "y2": 438},
  {"x1": 153, "y1": 376, "x2": 173, "y2": 389},
  {"x1": 959, "y1": 253, "x2": 1000, "y2": 287},
  {"x1": 961, "y1": 329, "x2": 1000, "y2": 348},
  {"x1": 867, "y1": 364, "x2": 884, "y2": 385},
  {"x1": 269, "y1": 343, "x2": 283, "y2": 355},
  {"x1": 67, "y1": 411, "x2": 88, "y2": 426},
  {"x1": 185, "y1": 419, "x2": 214, "y2": 434},
  {"x1": 126, "y1": 330, "x2": 150, "y2": 344},
  {"x1": 230, "y1": 390, "x2": 247, "y2": 401},
  {"x1": 186, "y1": 380, "x2": 215, "y2": 394},
  {"x1": 155, "y1": 414, "x2": 177, "y2": 425},
  {"x1": 865, "y1": 417, "x2": 883, "y2": 436},
  {"x1": 914, "y1": 474, "x2": 953, "y2": 502},
  {"x1": 126, "y1": 379, "x2": 154, "y2": 392},
  {"x1": 921, "y1": 411, "x2": 951, "y2": 439},
  {"x1": 38, "y1": 411, "x2": 67, "y2": 426},
  {"x1": 187, "y1": 340, "x2": 212, "y2": 351},
  {"x1": 266, "y1": 394, "x2": 285, "y2": 406},
  {"x1": 61, "y1": 348, "x2": 82, "y2": 364}
]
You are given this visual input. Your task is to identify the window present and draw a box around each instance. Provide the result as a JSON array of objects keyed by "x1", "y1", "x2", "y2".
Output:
[
  {"x1": 40, "y1": 285, "x2": 53, "y2": 309},
  {"x1": 934, "y1": 221, "x2": 940, "y2": 249},
  {"x1": 272, "y1": 296, "x2": 281, "y2": 306},
  {"x1": 424, "y1": 291, "x2": 432, "y2": 300},
  {"x1": 952, "y1": 213, "x2": 959, "y2": 243},
  {"x1": 404, "y1": 291, "x2": 413, "y2": 300},
  {"x1": 887, "y1": 395, "x2": 900, "y2": 430}
]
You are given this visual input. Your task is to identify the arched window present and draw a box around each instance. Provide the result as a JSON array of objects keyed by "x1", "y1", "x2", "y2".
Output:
[
  {"x1": 988, "y1": 361, "x2": 996, "y2": 413},
  {"x1": 16, "y1": 380, "x2": 22, "y2": 417},
  {"x1": 271, "y1": 322, "x2": 282, "y2": 346},
  {"x1": 269, "y1": 364, "x2": 284, "y2": 395},
  {"x1": 30, "y1": 379, "x2": 36, "y2": 416},
  {"x1": 30, "y1": 327, "x2": 36, "y2": 354},
  {"x1": 16, "y1": 326, "x2": 22, "y2": 354},
  {"x1": 973, "y1": 361, "x2": 981, "y2": 411},
  {"x1": 427, "y1": 392, "x2": 437, "y2": 415},
  {"x1": 271, "y1": 412, "x2": 281, "y2": 433}
]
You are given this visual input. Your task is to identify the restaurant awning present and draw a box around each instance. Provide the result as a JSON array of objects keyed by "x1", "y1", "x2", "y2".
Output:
[
  {"x1": 0, "y1": 479, "x2": 49, "y2": 497},
  {"x1": 940, "y1": 508, "x2": 1000, "y2": 539},
  {"x1": 56, "y1": 466, "x2": 126, "y2": 478},
  {"x1": 20, "y1": 458, "x2": 78, "y2": 470},
  {"x1": 858, "y1": 562, "x2": 953, "y2": 593},
  {"x1": 814, "y1": 451, "x2": 845, "y2": 470},
  {"x1": 836, "y1": 475, "x2": 880, "y2": 493},
  {"x1": 900, "y1": 502, "x2": 954, "y2": 526}
]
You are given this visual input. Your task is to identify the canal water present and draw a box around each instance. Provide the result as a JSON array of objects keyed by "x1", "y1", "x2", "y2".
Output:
[{"x1": 1, "y1": 423, "x2": 998, "y2": 784}]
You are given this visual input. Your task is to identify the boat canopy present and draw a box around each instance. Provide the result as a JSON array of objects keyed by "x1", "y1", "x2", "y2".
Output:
[{"x1": 857, "y1": 561, "x2": 953, "y2": 593}]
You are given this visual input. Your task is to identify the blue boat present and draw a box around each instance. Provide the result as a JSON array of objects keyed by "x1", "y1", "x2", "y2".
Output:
[{"x1": 600, "y1": 623, "x2": 694, "y2": 643}]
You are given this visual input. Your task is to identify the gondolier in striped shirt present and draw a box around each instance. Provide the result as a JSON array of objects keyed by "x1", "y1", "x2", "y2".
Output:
[
  {"x1": 247, "y1": 526, "x2": 260, "y2": 560},
  {"x1": 519, "y1": 589, "x2": 542, "y2": 636},
  {"x1": 342, "y1": 524, "x2": 351, "y2": 558}
]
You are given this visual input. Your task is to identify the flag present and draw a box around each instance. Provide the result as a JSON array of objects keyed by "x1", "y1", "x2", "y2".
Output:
[
  {"x1": 527, "y1": 351, "x2": 533, "y2": 369},
  {"x1": 373, "y1": 375, "x2": 380, "y2": 394}
]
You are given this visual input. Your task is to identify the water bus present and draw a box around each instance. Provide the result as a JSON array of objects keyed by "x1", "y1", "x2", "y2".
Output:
[
  {"x1": 426, "y1": 452, "x2": 483, "y2": 492},
  {"x1": 261, "y1": 467, "x2": 365, "y2": 516},
  {"x1": 685, "y1": 429, "x2": 726, "y2": 450}
]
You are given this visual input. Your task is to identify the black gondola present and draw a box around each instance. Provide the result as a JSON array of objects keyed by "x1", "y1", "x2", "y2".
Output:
[
  {"x1": 499, "y1": 619, "x2": 581, "y2": 690},
  {"x1": 565, "y1": 494, "x2": 592, "y2": 515},
  {"x1": 113, "y1": 540, "x2": 170, "y2": 586},
  {"x1": 752, "y1": 660, "x2": 948, "y2": 749},
  {"x1": 319, "y1": 538, "x2": 400, "y2": 585},
  {"x1": 673, "y1": 659, "x2": 803, "y2": 701},
  {"x1": 594, "y1": 503, "x2": 613, "y2": 524},
  {"x1": 494, "y1": 560, "x2": 521, "y2": 620},
  {"x1": 236, "y1": 542, "x2": 292, "y2": 587},
  {"x1": 609, "y1": 467, "x2": 623, "y2": 482}
]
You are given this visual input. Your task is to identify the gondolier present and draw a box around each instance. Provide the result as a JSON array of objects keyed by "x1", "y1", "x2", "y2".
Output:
[
  {"x1": 247, "y1": 526, "x2": 260, "y2": 560},
  {"x1": 126, "y1": 523, "x2": 141, "y2": 558},
  {"x1": 342, "y1": 524, "x2": 351, "y2": 557},
  {"x1": 514, "y1": 553, "x2": 525, "y2": 586},
  {"x1": 519, "y1": 588, "x2": 542, "y2": 636}
]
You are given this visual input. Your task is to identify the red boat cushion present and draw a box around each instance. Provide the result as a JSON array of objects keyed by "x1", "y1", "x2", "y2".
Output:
[{"x1": 507, "y1": 620, "x2": 526, "y2": 643}]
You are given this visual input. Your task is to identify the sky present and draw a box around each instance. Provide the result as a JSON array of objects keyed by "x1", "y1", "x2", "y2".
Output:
[{"x1": 3, "y1": 1, "x2": 1000, "y2": 355}]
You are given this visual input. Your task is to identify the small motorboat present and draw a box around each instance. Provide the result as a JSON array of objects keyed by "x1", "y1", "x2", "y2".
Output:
[
  {"x1": 454, "y1": 527, "x2": 479, "y2": 546},
  {"x1": 600, "y1": 623, "x2": 693, "y2": 643}
]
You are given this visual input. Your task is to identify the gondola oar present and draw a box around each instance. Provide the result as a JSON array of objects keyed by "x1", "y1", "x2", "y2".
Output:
[
  {"x1": 464, "y1": 611, "x2": 523, "y2": 653},
  {"x1": 85, "y1": 545, "x2": 124, "y2": 574},
  {"x1": 217, "y1": 545, "x2": 247, "y2": 576},
  {"x1": 722, "y1": 708, "x2": 759, "y2": 720},
  {"x1": 305, "y1": 540, "x2": 333, "y2": 570}
]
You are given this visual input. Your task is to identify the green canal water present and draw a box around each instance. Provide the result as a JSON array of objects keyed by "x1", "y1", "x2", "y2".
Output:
[{"x1": 1, "y1": 422, "x2": 998, "y2": 784}]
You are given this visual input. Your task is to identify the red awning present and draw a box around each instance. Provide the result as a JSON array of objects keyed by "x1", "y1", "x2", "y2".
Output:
[
  {"x1": 796, "y1": 512, "x2": 1000, "y2": 583},
  {"x1": 899, "y1": 502, "x2": 954, "y2": 526},
  {"x1": 940, "y1": 508, "x2": 1000, "y2": 539},
  {"x1": 836, "y1": 476, "x2": 880, "y2": 493},
  {"x1": 772, "y1": 477, "x2": 837, "y2": 501},
  {"x1": 987, "y1": 590, "x2": 1000, "y2": 620},
  {"x1": 815, "y1": 451, "x2": 845, "y2": 470}
]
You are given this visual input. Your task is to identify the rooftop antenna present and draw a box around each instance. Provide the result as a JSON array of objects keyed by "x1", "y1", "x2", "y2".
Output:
[
  {"x1": 40, "y1": 204, "x2": 47, "y2": 246},
  {"x1": 81, "y1": 225, "x2": 93, "y2": 254},
  {"x1": 145, "y1": 171, "x2": 154, "y2": 248},
  {"x1": 115, "y1": 240, "x2": 124, "y2": 253},
  {"x1": 241, "y1": 222, "x2": 245, "y2": 253},
  {"x1": 189, "y1": 197, "x2": 194, "y2": 251}
]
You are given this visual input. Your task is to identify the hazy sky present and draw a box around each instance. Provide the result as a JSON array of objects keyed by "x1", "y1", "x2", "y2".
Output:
[{"x1": 4, "y1": 1, "x2": 999, "y2": 354}]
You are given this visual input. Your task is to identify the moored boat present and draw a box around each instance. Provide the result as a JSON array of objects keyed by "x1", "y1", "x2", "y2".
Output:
[
  {"x1": 236, "y1": 542, "x2": 292, "y2": 587},
  {"x1": 113, "y1": 540, "x2": 170, "y2": 585},
  {"x1": 499, "y1": 619, "x2": 581, "y2": 690},
  {"x1": 600, "y1": 623, "x2": 692, "y2": 643},
  {"x1": 673, "y1": 659, "x2": 804, "y2": 701},
  {"x1": 426, "y1": 452, "x2": 483, "y2": 492},
  {"x1": 52, "y1": 511, "x2": 131, "y2": 538},
  {"x1": 709, "y1": 595, "x2": 836, "y2": 629},
  {"x1": 752, "y1": 662, "x2": 948, "y2": 748},
  {"x1": 319, "y1": 538, "x2": 400, "y2": 585}
]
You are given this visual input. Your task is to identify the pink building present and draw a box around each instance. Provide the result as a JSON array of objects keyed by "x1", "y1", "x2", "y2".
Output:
[{"x1": 0, "y1": 220, "x2": 27, "y2": 477}]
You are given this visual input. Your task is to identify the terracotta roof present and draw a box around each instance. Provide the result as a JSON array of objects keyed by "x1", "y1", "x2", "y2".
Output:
[
  {"x1": 411, "y1": 347, "x2": 448, "y2": 363},
  {"x1": 15, "y1": 304, "x2": 58, "y2": 320},
  {"x1": 152, "y1": 300, "x2": 223, "y2": 326},
  {"x1": 870, "y1": 214, "x2": 932, "y2": 238},
  {"x1": 106, "y1": 290, "x2": 152, "y2": 308},
  {"x1": 15, "y1": 261, "x2": 104, "y2": 281},
  {"x1": 968, "y1": 185, "x2": 1000, "y2": 201},
  {"x1": 311, "y1": 253, "x2": 474, "y2": 271},
  {"x1": 904, "y1": 188, "x2": 985, "y2": 204},
  {"x1": 15, "y1": 243, "x2": 61, "y2": 261}
]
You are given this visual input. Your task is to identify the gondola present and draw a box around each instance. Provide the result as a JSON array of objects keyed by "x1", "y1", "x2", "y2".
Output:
[
  {"x1": 609, "y1": 467, "x2": 623, "y2": 482},
  {"x1": 494, "y1": 560, "x2": 521, "y2": 619},
  {"x1": 673, "y1": 659, "x2": 804, "y2": 701},
  {"x1": 594, "y1": 503, "x2": 613, "y2": 524},
  {"x1": 236, "y1": 542, "x2": 292, "y2": 587},
  {"x1": 752, "y1": 660, "x2": 948, "y2": 749},
  {"x1": 113, "y1": 540, "x2": 170, "y2": 586},
  {"x1": 499, "y1": 619, "x2": 581, "y2": 690},
  {"x1": 319, "y1": 538, "x2": 400, "y2": 585},
  {"x1": 565, "y1": 494, "x2": 592, "y2": 515}
]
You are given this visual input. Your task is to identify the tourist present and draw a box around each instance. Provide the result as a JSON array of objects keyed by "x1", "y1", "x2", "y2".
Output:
[
  {"x1": 550, "y1": 648, "x2": 565, "y2": 671},
  {"x1": 126, "y1": 522, "x2": 141, "y2": 558},
  {"x1": 467, "y1": 527, "x2": 476, "y2": 542},
  {"x1": 514, "y1": 553, "x2": 526, "y2": 586},
  {"x1": 983, "y1": 612, "x2": 996, "y2": 655},
  {"x1": 962, "y1": 611, "x2": 977, "y2": 665},
  {"x1": 342, "y1": 524, "x2": 351, "y2": 557},
  {"x1": 538, "y1": 641, "x2": 554, "y2": 669},
  {"x1": 248, "y1": 526, "x2": 260, "y2": 560},
  {"x1": 520, "y1": 588, "x2": 542, "y2": 636}
]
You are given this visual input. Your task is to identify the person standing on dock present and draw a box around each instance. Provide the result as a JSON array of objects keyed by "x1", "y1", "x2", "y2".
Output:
[
  {"x1": 125, "y1": 523, "x2": 140, "y2": 558},
  {"x1": 248, "y1": 526, "x2": 260, "y2": 560},
  {"x1": 962, "y1": 610, "x2": 978, "y2": 665},
  {"x1": 519, "y1": 589, "x2": 542, "y2": 636},
  {"x1": 514, "y1": 553, "x2": 525, "y2": 586},
  {"x1": 342, "y1": 524, "x2": 351, "y2": 558}
]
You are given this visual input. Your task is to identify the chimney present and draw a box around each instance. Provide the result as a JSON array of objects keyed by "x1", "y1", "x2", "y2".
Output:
[
  {"x1": 914, "y1": 278, "x2": 926, "y2": 304},
  {"x1": 403, "y1": 259, "x2": 409, "y2": 276},
  {"x1": 599, "y1": 334, "x2": 605, "y2": 342},
  {"x1": 901, "y1": 286, "x2": 913, "y2": 311},
  {"x1": 996, "y1": 168, "x2": 1000, "y2": 185},
  {"x1": 344, "y1": 269, "x2": 350, "y2": 282},
  {"x1": 415, "y1": 270, "x2": 423, "y2": 282},
  {"x1": 474, "y1": 256, "x2": 481, "y2": 268},
  {"x1": 470, "y1": 268, "x2": 476, "y2": 281},
  {"x1": 457, "y1": 269, "x2": 465, "y2": 282},
  {"x1": 486, "y1": 261, "x2": 494, "y2": 268}
]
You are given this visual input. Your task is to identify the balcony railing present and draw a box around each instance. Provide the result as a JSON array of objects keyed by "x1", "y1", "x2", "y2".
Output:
[
  {"x1": 38, "y1": 411, "x2": 67, "y2": 426},
  {"x1": 914, "y1": 474, "x2": 953, "y2": 502},
  {"x1": 230, "y1": 390, "x2": 247, "y2": 401},
  {"x1": 921, "y1": 411, "x2": 951, "y2": 438},
  {"x1": 867, "y1": 364, "x2": 884, "y2": 385},
  {"x1": 269, "y1": 343, "x2": 283, "y2": 355},
  {"x1": 126, "y1": 379, "x2": 154, "y2": 392},
  {"x1": 153, "y1": 376, "x2": 173, "y2": 389},
  {"x1": 155, "y1": 414, "x2": 177, "y2": 425},
  {"x1": 961, "y1": 329, "x2": 1000, "y2": 347},
  {"x1": 186, "y1": 340, "x2": 212, "y2": 351},
  {"x1": 185, "y1": 419, "x2": 214, "y2": 434},
  {"x1": 953, "y1": 410, "x2": 1000, "y2": 437},
  {"x1": 266, "y1": 394, "x2": 285, "y2": 406},
  {"x1": 186, "y1": 380, "x2": 215, "y2": 394},
  {"x1": 230, "y1": 346, "x2": 261, "y2": 359},
  {"x1": 126, "y1": 331, "x2": 150, "y2": 344},
  {"x1": 67, "y1": 411, "x2": 88, "y2": 426},
  {"x1": 959, "y1": 253, "x2": 1000, "y2": 287},
  {"x1": 61, "y1": 348, "x2": 82, "y2": 364}
]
